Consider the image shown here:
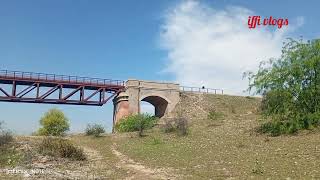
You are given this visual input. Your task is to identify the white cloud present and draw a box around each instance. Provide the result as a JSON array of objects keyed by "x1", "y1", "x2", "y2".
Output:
[{"x1": 160, "y1": 0, "x2": 301, "y2": 95}]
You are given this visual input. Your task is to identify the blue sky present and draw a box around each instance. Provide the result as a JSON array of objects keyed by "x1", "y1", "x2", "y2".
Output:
[{"x1": 0, "y1": 0, "x2": 319, "y2": 134}]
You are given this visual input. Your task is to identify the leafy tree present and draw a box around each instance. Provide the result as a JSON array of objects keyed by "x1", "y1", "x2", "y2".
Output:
[
  {"x1": 135, "y1": 114, "x2": 157, "y2": 137},
  {"x1": 37, "y1": 109, "x2": 70, "y2": 136},
  {"x1": 245, "y1": 39, "x2": 320, "y2": 135}
]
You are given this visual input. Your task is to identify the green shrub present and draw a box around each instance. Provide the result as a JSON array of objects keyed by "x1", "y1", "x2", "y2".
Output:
[
  {"x1": 207, "y1": 110, "x2": 224, "y2": 121},
  {"x1": 0, "y1": 122, "x2": 13, "y2": 146},
  {"x1": 38, "y1": 137, "x2": 86, "y2": 161},
  {"x1": 148, "y1": 137, "x2": 163, "y2": 145},
  {"x1": 245, "y1": 39, "x2": 320, "y2": 135},
  {"x1": 85, "y1": 124, "x2": 105, "y2": 137},
  {"x1": 37, "y1": 109, "x2": 70, "y2": 136},
  {"x1": 259, "y1": 112, "x2": 320, "y2": 136},
  {"x1": 115, "y1": 114, "x2": 158, "y2": 136},
  {"x1": 0, "y1": 147, "x2": 22, "y2": 167},
  {"x1": 0, "y1": 122, "x2": 18, "y2": 167},
  {"x1": 252, "y1": 159, "x2": 263, "y2": 174},
  {"x1": 0, "y1": 132, "x2": 13, "y2": 146}
]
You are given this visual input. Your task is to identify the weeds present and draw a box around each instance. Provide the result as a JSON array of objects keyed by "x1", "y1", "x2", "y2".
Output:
[
  {"x1": 176, "y1": 117, "x2": 188, "y2": 136},
  {"x1": 38, "y1": 137, "x2": 86, "y2": 161},
  {"x1": 85, "y1": 123, "x2": 105, "y2": 137},
  {"x1": 148, "y1": 137, "x2": 162, "y2": 145},
  {"x1": 115, "y1": 114, "x2": 158, "y2": 137},
  {"x1": 0, "y1": 122, "x2": 19, "y2": 167},
  {"x1": 207, "y1": 109, "x2": 224, "y2": 121},
  {"x1": 162, "y1": 119, "x2": 176, "y2": 133},
  {"x1": 0, "y1": 131, "x2": 13, "y2": 146},
  {"x1": 0, "y1": 122, "x2": 13, "y2": 146},
  {"x1": 252, "y1": 159, "x2": 263, "y2": 174},
  {"x1": 245, "y1": 96, "x2": 255, "y2": 100},
  {"x1": 0, "y1": 147, "x2": 22, "y2": 167}
]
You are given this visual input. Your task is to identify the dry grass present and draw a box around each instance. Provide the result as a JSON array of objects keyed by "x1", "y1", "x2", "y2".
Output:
[
  {"x1": 2, "y1": 93, "x2": 320, "y2": 179},
  {"x1": 113, "y1": 93, "x2": 320, "y2": 179},
  {"x1": 70, "y1": 135, "x2": 128, "y2": 179},
  {"x1": 38, "y1": 137, "x2": 86, "y2": 161}
]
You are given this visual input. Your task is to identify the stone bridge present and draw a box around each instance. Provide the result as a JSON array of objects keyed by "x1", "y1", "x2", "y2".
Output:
[
  {"x1": 0, "y1": 70, "x2": 223, "y2": 130},
  {"x1": 112, "y1": 79, "x2": 180, "y2": 126}
]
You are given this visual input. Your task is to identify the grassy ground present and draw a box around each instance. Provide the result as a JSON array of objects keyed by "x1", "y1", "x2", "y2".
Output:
[
  {"x1": 2, "y1": 93, "x2": 320, "y2": 179},
  {"x1": 113, "y1": 93, "x2": 320, "y2": 179}
]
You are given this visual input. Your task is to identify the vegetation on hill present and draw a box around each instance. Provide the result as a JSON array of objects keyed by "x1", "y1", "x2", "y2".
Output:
[
  {"x1": 85, "y1": 123, "x2": 105, "y2": 137},
  {"x1": 115, "y1": 113, "x2": 158, "y2": 137},
  {"x1": 245, "y1": 39, "x2": 320, "y2": 135},
  {"x1": 0, "y1": 122, "x2": 20, "y2": 168},
  {"x1": 112, "y1": 93, "x2": 320, "y2": 179},
  {"x1": 37, "y1": 108, "x2": 70, "y2": 136},
  {"x1": 3, "y1": 93, "x2": 320, "y2": 179},
  {"x1": 38, "y1": 137, "x2": 86, "y2": 161},
  {"x1": 162, "y1": 116, "x2": 189, "y2": 136},
  {"x1": 0, "y1": 122, "x2": 13, "y2": 146}
]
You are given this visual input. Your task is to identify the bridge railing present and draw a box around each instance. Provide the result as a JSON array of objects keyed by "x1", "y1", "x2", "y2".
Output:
[
  {"x1": 0, "y1": 70, "x2": 125, "y2": 87},
  {"x1": 180, "y1": 86, "x2": 223, "y2": 94}
]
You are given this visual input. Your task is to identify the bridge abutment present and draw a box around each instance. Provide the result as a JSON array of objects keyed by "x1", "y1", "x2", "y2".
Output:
[{"x1": 113, "y1": 79, "x2": 180, "y2": 128}]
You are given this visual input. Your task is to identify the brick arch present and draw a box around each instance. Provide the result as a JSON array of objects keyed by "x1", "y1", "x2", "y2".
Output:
[
  {"x1": 140, "y1": 95, "x2": 170, "y2": 118},
  {"x1": 113, "y1": 80, "x2": 180, "y2": 128}
]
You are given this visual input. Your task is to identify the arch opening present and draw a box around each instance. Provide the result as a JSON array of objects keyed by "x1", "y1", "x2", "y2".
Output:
[
  {"x1": 140, "y1": 96, "x2": 169, "y2": 118},
  {"x1": 140, "y1": 101, "x2": 155, "y2": 116}
]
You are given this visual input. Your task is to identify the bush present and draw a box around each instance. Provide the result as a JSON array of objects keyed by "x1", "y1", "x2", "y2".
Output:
[
  {"x1": 148, "y1": 137, "x2": 162, "y2": 145},
  {"x1": 115, "y1": 114, "x2": 158, "y2": 137},
  {"x1": 38, "y1": 137, "x2": 86, "y2": 161},
  {"x1": 245, "y1": 39, "x2": 320, "y2": 135},
  {"x1": 0, "y1": 122, "x2": 13, "y2": 146},
  {"x1": 207, "y1": 109, "x2": 224, "y2": 120},
  {"x1": 162, "y1": 119, "x2": 176, "y2": 133},
  {"x1": 37, "y1": 109, "x2": 70, "y2": 136},
  {"x1": 0, "y1": 132, "x2": 13, "y2": 146},
  {"x1": 85, "y1": 124, "x2": 105, "y2": 137},
  {"x1": 0, "y1": 146, "x2": 21, "y2": 167},
  {"x1": 162, "y1": 117, "x2": 189, "y2": 136},
  {"x1": 176, "y1": 117, "x2": 188, "y2": 136}
]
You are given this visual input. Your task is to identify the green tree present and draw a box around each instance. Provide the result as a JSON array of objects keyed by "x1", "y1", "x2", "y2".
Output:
[
  {"x1": 37, "y1": 109, "x2": 70, "y2": 136},
  {"x1": 245, "y1": 39, "x2": 320, "y2": 135},
  {"x1": 134, "y1": 114, "x2": 157, "y2": 137}
]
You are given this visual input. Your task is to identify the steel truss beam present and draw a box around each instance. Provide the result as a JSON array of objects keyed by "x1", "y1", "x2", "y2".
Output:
[{"x1": 0, "y1": 70, "x2": 125, "y2": 106}]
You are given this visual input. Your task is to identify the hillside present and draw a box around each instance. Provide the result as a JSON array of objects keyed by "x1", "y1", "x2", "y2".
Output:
[
  {"x1": 2, "y1": 93, "x2": 320, "y2": 179},
  {"x1": 113, "y1": 93, "x2": 320, "y2": 179}
]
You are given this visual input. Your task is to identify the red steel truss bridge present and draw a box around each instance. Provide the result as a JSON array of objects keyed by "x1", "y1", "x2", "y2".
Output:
[{"x1": 0, "y1": 70, "x2": 125, "y2": 106}]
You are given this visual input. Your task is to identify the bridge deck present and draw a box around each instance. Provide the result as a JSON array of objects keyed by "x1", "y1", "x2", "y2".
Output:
[
  {"x1": 0, "y1": 70, "x2": 125, "y2": 106},
  {"x1": 0, "y1": 70, "x2": 124, "y2": 90}
]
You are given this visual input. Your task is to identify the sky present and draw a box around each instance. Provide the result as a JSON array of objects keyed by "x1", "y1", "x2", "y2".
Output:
[{"x1": 0, "y1": 0, "x2": 319, "y2": 134}]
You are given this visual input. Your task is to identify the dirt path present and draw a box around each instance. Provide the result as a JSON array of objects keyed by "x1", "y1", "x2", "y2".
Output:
[
  {"x1": 2, "y1": 136, "x2": 177, "y2": 179},
  {"x1": 111, "y1": 143, "x2": 176, "y2": 180}
]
